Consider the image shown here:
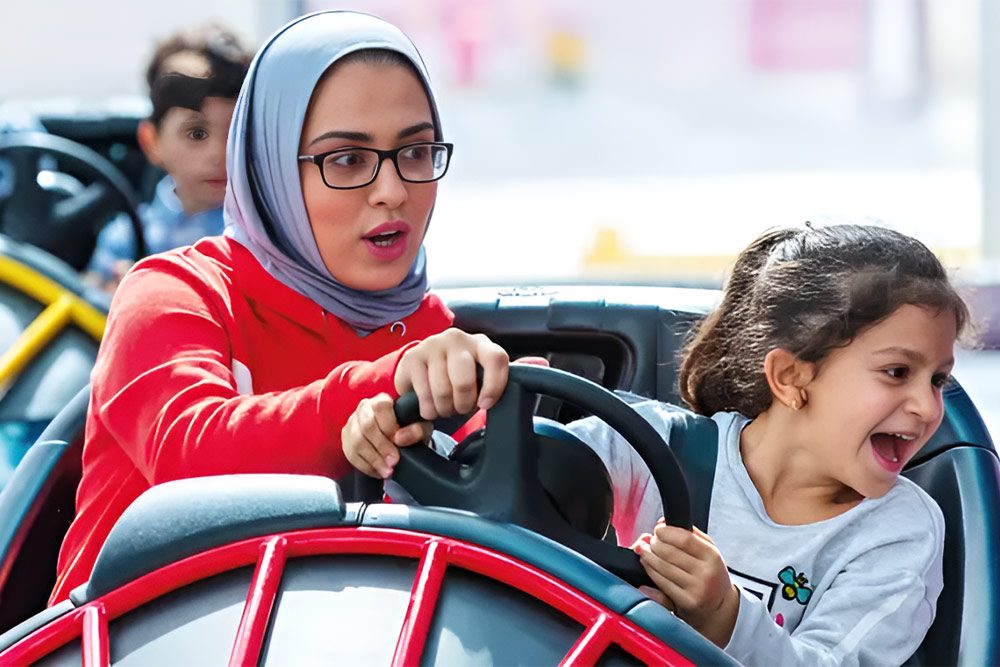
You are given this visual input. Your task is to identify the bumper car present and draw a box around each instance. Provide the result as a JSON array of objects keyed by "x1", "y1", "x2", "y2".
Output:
[
  {"x1": 0, "y1": 285, "x2": 995, "y2": 666},
  {"x1": 0, "y1": 120, "x2": 154, "y2": 497}
]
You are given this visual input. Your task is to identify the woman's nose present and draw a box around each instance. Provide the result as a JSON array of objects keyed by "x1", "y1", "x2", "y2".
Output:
[{"x1": 367, "y1": 157, "x2": 408, "y2": 208}]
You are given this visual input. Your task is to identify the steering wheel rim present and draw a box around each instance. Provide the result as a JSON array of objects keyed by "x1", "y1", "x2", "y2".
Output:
[
  {"x1": 0, "y1": 131, "x2": 148, "y2": 268},
  {"x1": 392, "y1": 363, "x2": 691, "y2": 587}
]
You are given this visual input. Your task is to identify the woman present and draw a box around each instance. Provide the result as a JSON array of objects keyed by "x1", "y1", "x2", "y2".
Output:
[{"x1": 50, "y1": 10, "x2": 508, "y2": 603}]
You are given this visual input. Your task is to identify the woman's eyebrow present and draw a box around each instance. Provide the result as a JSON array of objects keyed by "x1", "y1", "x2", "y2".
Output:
[
  {"x1": 305, "y1": 122, "x2": 433, "y2": 148},
  {"x1": 306, "y1": 130, "x2": 372, "y2": 147},
  {"x1": 397, "y1": 122, "x2": 434, "y2": 139}
]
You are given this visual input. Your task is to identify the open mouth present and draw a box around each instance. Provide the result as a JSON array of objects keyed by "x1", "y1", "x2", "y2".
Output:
[
  {"x1": 870, "y1": 432, "x2": 916, "y2": 469},
  {"x1": 365, "y1": 231, "x2": 404, "y2": 247}
]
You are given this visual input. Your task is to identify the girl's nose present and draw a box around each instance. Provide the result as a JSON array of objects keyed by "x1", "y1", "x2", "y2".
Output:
[
  {"x1": 367, "y1": 157, "x2": 408, "y2": 209},
  {"x1": 907, "y1": 382, "x2": 943, "y2": 424}
]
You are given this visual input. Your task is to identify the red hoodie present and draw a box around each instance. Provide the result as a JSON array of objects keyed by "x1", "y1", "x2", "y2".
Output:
[{"x1": 50, "y1": 236, "x2": 453, "y2": 602}]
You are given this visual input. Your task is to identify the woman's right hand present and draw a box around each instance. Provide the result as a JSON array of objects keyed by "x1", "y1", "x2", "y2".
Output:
[
  {"x1": 343, "y1": 392, "x2": 431, "y2": 478},
  {"x1": 393, "y1": 328, "x2": 510, "y2": 421}
]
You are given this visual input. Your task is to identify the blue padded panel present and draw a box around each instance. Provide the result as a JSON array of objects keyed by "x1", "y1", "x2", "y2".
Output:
[
  {"x1": 913, "y1": 380, "x2": 994, "y2": 465},
  {"x1": 903, "y1": 446, "x2": 1000, "y2": 666},
  {"x1": 613, "y1": 392, "x2": 719, "y2": 531},
  {"x1": 78, "y1": 474, "x2": 352, "y2": 603},
  {"x1": 27, "y1": 383, "x2": 90, "y2": 445},
  {"x1": 0, "y1": 600, "x2": 74, "y2": 653},
  {"x1": 624, "y1": 599, "x2": 738, "y2": 666},
  {"x1": 650, "y1": 405, "x2": 718, "y2": 532},
  {"x1": 360, "y1": 503, "x2": 728, "y2": 665},
  {"x1": 0, "y1": 440, "x2": 72, "y2": 567}
]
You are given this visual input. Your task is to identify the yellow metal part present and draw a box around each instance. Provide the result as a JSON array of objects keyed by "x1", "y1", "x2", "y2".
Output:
[{"x1": 0, "y1": 255, "x2": 106, "y2": 389}]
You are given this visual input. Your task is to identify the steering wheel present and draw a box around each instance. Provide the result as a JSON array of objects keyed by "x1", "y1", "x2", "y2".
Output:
[
  {"x1": 393, "y1": 363, "x2": 691, "y2": 587},
  {"x1": 0, "y1": 131, "x2": 147, "y2": 271}
]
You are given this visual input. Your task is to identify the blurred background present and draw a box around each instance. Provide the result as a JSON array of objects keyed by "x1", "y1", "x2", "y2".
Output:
[{"x1": 1, "y1": 0, "x2": 997, "y2": 432}]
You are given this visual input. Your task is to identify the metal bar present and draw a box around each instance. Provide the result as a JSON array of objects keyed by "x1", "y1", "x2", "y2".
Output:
[
  {"x1": 0, "y1": 293, "x2": 73, "y2": 388},
  {"x1": 392, "y1": 539, "x2": 448, "y2": 667},
  {"x1": 559, "y1": 613, "x2": 613, "y2": 666},
  {"x1": 80, "y1": 604, "x2": 109, "y2": 667},
  {"x1": 229, "y1": 536, "x2": 288, "y2": 667}
]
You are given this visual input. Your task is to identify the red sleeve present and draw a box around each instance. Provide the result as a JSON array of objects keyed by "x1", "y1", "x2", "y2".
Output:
[{"x1": 91, "y1": 256, "x2": 416, "y2": 484}]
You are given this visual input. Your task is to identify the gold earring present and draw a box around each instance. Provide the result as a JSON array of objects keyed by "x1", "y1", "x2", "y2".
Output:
[{"x1": 790, "y1": 399, "x2": 798, "y2": 410}]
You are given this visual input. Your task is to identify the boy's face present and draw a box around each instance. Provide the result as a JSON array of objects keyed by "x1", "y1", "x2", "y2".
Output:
[{"x1": 139, "y1": 96, "x2": 236, "y2": 216}]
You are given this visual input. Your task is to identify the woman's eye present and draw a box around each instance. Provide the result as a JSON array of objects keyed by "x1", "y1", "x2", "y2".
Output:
[
  {"x1": 188, "y1": 128, "x2": 208, "y2": 141},
  {"x1": 328, "y1": 151, "x2": 369, "y2": 169},
  {"x1": 399, "y1": 145, "x2": 430, "y2": 162}
]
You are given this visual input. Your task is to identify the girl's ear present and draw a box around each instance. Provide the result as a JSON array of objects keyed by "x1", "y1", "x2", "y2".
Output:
[
  {"x1": 763, "y1": 348, "x2": 815, "y2": 411},
  {"x1": 136, "y1": 119, "x2": 164, "y2": 167}
]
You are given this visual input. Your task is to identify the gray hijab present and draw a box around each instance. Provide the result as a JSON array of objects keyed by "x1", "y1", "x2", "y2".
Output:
[{"x1": 223, "y1": 11, "x2": 440, "y2": 333}]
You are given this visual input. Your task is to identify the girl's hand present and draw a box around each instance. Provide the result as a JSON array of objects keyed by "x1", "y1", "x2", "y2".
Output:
[
  {"x1": 634, "y1": 523, "x2": 740, "y2": 648},
  {"x1": 394, "y1": 329, "x2": 509, "y2": 420},
  {"x1": 342, "y1": 392, "x2": 432, "y2": 478}
]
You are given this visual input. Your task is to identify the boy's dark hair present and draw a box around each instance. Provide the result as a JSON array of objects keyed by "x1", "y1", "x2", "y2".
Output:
[
  {"x1": 678, "y1": 223, "x2": 970, "y2": 418},
  {"x1": 146, "y1": 23, "x2": 252, "y2": 125}
]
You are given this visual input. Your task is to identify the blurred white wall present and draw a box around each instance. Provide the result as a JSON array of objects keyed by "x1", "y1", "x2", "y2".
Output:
[
  {"x1": 0, "y1": 0, "x2": 279, "y2": 99},
  {"x1": 0, "y1": 0, "x2": 986, "y2": 287}
]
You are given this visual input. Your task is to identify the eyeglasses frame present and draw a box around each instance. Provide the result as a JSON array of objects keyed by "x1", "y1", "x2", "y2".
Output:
[{"x1": 297, "y1": 141, "x2": 454, "y2": 190}]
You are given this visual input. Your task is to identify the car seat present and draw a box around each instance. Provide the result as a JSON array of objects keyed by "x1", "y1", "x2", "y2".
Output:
[{"x1": 0, "y1": 384, "x2": 88, "y2": 633}]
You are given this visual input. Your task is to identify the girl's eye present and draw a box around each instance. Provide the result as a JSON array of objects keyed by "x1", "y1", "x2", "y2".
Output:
[
  {"x1": 932, "y1": 373, "x2": 952, "y2": 389},
  {"x1": 884, "y1": 366, "x2": 909, "y2": 380},
  {"x1": 188, "y1": 128, "x2": 208, "y2": 141}
]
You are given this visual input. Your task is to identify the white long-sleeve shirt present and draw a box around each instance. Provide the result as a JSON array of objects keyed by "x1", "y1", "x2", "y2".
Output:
[{"x1": 567, "y1": 402, "x2": 944, "y2": 667}]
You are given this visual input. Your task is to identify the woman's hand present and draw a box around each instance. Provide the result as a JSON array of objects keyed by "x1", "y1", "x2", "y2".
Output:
[
  {"x1": 634, "y1": 522, "x2": 740, "y2": 648},
  {"x1": 394, "y1": 329, "x2": 509, "y2": 420},
  {"x1": 342, "y1": 393, "x2": 432, "y2": 478}
]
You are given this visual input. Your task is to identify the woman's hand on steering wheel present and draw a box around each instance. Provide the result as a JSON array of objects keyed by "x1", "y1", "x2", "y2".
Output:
[
  {"x1": 393, "y1": 328, "x2": 509, "y2": 419},
  {"x1": 345, "y1": 328, "x2": 509, "y2": 479},
  {"x1": 342, "y1": 393, "x2": 432, "y2": 479}
]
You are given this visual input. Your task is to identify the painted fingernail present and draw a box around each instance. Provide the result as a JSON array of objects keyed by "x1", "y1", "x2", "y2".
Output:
[
  {"x1": 642, "y1": 534, "x2": 652, "y2": 545},
  {"x1": 656, "y1": 517, "x2": 666, "y2": 526},
  {"x1": 633, "y1": 543, "x2": 644, "y2": 555}
]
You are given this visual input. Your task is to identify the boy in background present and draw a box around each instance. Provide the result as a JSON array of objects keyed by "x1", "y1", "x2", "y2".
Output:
[{"x1": 86, "y1": 24, "x2": 252, "y2": 291}]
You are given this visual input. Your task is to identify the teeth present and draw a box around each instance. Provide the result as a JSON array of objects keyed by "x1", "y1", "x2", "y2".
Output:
[
  {"x1": 368, "y1": 231, "x2": 399, "y2": 247},
  {"x1": 889, "y1": 433, "x2": 915, "y2": 441}
]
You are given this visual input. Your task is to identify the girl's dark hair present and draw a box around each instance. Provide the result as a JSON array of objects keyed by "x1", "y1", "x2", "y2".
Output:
[{"x1": 678, "y1": 224, "x2": 970, "y2": 417}]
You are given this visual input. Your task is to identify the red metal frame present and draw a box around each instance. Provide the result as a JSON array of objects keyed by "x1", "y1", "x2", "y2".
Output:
[
  {"x1": 229, "y1": 536, "x2": 287, "y2": 667},
  {"x1": 1, "y1": 527, "x2": 692, "y2": 666}
]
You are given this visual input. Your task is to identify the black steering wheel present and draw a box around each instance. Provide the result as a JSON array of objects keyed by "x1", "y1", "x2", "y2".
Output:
[
  {"x1": 393, "y1": 363, "x2": 691, "y2": 587},
  {"x1": 0, "y1": 131, "x2": 147, "y2": 271}
]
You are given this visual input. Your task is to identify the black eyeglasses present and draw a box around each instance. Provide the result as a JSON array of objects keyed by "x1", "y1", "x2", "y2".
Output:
[{"x1": 298, "y1": 141, "x2": 453, "y2": 190}]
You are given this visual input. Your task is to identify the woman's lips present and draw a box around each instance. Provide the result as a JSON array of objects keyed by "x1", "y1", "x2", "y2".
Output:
[
  {"x1": 363, "y1": 221, "x2": 411, "y2": 261},
  {"x1": 206, "y1": 179, "x2": 227, "y2": 189}
]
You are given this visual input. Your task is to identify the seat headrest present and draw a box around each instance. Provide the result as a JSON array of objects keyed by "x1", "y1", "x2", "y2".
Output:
[{"x1": 908, "y1": 380, "x2": 994, "y2": 468}]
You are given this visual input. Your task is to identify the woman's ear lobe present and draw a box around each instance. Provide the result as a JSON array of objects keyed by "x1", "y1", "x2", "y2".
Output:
[
  {"x1": 136, "y1": 119, "x2": 163, "y2": 167},
  {"x1": 763, "y1": 349, "x2": 814, "y2": 411}
]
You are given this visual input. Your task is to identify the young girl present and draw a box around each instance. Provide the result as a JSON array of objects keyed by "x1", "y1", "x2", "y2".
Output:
[
  {"x1": 568, "y1": 223, "x2": 967, "y2": 665},
  {"x1": 49, "y1": 11, "x2": 508, "y2": 603}
]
